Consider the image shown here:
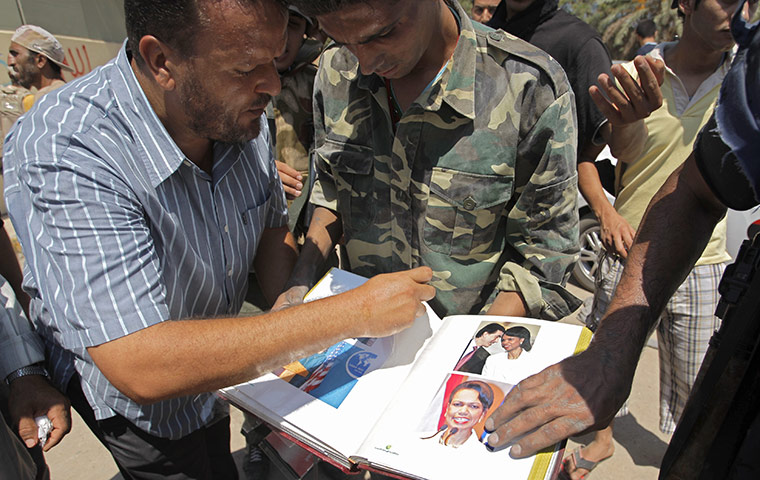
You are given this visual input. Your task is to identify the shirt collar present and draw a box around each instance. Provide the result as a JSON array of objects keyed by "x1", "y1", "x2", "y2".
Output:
[
  {"x1": 649, "y1": 42, "x2": 735, "y2": 114},
  {"x1": 109, "y1": 44, "x2": 193, "y2": 188},
  {"x1": 422, "y1": 1, "x2": 476, "y2": 120}
]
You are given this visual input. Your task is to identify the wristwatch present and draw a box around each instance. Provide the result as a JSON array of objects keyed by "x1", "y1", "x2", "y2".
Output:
[{"x1": 4, "y1": 363, "x2": 49, "y2": 386}]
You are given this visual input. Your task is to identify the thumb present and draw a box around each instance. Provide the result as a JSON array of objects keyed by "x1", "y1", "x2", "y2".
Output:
[{"x1": 17, "y1": 416, "x2": 39, "y2": 448}]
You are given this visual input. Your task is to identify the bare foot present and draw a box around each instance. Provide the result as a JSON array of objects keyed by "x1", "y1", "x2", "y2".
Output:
[{"x1": 563, "y1": 426, "x2": 615, "y2": 480}]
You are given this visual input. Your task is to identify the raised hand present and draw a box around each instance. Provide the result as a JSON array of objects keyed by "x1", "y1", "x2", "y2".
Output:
[{"x1": 590, "y1": 55, "x2": 666, "y2": 127}]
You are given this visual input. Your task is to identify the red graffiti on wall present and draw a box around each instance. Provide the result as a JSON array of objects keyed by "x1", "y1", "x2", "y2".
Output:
[{"x1": 63, "y1": 44, "x2": 92, "y2": 78}]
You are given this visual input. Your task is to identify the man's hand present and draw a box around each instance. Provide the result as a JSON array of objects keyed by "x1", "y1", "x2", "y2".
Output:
[
  {"x1": 590, "y1": 55, "x2": 665, "y2": 127},
  {"x1": 8, "y1": 375, "x2": 71, "y2": 451},
  {"x1": 350, "y1": 267, "x2": 436, "y2": 339},
  {"x1": 272, "y1": 284, "x2": 310, "y2": 311},
  {"x1": 276, "y1": 161, "x2": 303, "y2": 200},
  {"x1": 483, "y1": 347, "x2": 632, "y2": 458},
  {"x1": 598, "y1": 208, "x2": 636, "y2": 258}
]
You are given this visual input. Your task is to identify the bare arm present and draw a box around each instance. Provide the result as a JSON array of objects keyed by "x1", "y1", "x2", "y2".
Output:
[
  {"x1": 88, "y1": 266, "x2": 436, "y2": 404},
  {"x1": 577, "y1": 149, "x2": 635, "y2": 258},
  {"x1": 272, "y1": 206, "x2": 344, "y2": 310},
  {"x1": 483, "y1": 154, "x2": 726, "y2": 457},
  {"x1": 486, "y1": 291, "x2": 528, "y2": 317},
  {"x1": 590, "y1": 56, "x2": 665, "y2": 164},
  {"x1": 253, "y1": 225, "x2": 299, "y2": 306}
]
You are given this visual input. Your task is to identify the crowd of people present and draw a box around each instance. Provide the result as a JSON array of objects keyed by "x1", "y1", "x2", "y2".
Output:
[{"x1": 1, "y1": 0, "x2": 758, "y2": 479}]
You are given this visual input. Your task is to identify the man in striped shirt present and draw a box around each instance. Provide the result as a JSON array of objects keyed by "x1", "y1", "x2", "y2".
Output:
[{"x1": 2, "y1": 0, "x2": 435, "y2": 478}]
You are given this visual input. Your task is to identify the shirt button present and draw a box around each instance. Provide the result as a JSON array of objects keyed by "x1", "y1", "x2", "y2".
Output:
[
  {"x1": 463, "y1": 195, "x2": 477, "y2": 211},
  {"x1": 224, "y1": 225, "x2": 229, "y2": 233},
  {"x1": 228, "y1": 268, "x2": 233, "y2": 277},
  {"x1": 488, "y1": 31, "x2": 503, "y2": 41}
]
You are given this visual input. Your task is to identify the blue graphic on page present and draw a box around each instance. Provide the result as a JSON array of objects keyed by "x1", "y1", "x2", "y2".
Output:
[{"x1": 285, "y1": 337, "x2": 391, "y2": 408}]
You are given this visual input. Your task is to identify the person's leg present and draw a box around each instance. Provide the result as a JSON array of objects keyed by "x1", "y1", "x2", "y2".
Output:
[
  {"x1": 657, "y1": 263, "x2": 724, "y2": 434},
  {"x1": 564, "y1": 252, "x2": 623, "y2": 479},
  {"x1": 0, "y1": 412, "x2": 38, "y2": 480},
  {"x1": 67, "y1": 377, "x2": 237, "y2": 480},
  {"x1": 204, "y1": 415, "x2": 239, "y2": 479},
  {"x1": 564, "y1": 423, "x2": 615, "y2": 480}
]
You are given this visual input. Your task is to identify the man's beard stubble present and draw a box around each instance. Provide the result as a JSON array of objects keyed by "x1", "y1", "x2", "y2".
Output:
[{"x1": 178, "y1": 73, "x2": 271, "y2": 144}]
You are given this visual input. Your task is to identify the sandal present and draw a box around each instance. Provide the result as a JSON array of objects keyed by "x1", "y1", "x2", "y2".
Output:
[{"x1": 560, "y1": 447, "x2": 600, "y2": 480}]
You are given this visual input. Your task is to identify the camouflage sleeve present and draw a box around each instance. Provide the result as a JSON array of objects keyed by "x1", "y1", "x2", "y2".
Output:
[
  {"x1": 499, "y1": 90, "x2": 581, "y2": 320},
  {"x1": 262, "y1": 119, "x2": 290, "y2": 229},
  {"x1": 307, "y1": 49, "x2": 339, "y2": 213}
]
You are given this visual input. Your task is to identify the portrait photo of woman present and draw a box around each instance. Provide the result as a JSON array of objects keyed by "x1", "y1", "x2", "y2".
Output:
[{"x1": 419, "y1": 375, "x2": 509, "y2": 454}]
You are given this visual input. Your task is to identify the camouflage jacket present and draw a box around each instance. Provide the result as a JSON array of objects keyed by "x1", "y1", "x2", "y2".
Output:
[
  {"x1": 1, "y1": 84, "x2": 29, "y2": 160},
  {"x1": 273, "y1": 38, "x2": 322, "y2": 174},
  {"x1": 310, "y1": 1, "x2": 580, "y2": 319}
]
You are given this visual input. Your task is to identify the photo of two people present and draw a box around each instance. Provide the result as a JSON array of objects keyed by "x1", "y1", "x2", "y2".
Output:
[{"x1": 454, "y1": 321, "x2": 541, "y2": 382}]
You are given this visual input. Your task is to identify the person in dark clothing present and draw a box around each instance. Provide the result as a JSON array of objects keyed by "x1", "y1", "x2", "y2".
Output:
[
  {"x1": 487, "y1": 0, "x2": 611, "y2": 158},
  {"x1": 488, "y1": 0, "x2": 626, "y2": 283},
  {"x1": 635, "y1": 19, "x2": 658, "y2": 57},
  {"x1": 455, "y1": 323, "x2": 505, "y2": 374}
]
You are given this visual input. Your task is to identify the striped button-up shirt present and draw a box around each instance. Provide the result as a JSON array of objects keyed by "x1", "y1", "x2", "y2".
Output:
[{"x1": 3, "y1": 46, "x2": 288, "y2": 439}]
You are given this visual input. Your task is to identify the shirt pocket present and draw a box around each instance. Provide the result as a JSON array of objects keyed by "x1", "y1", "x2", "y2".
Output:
[
  {"x1": 524, "y1": 174, "x2": 578, "y2": 232},
  {"x1": 424, "y1": 167, "x2": 513, "y2": 256},
  {"x1": 315, "y1": 140, "x2": 376, "y2": 233}
]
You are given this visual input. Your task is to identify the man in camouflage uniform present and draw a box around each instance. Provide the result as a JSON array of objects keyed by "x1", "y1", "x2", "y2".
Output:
[
  {"x1": 276, "y1": 0, "x2": 580, "y2": 321},
  {"x1": 271, "y1": 7, "x2": 323, "y2": 239},
  {"x1": 1, "y1": 70, "x2": 28, "y2": 215},
  {"x1": 1, "y1": 71, "x2": 28, "y2": 160}
]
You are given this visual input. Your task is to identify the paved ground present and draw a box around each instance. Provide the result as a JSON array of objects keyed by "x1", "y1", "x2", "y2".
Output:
[{"x1": 4, "y1": 215, "x2": 670, "y2": 479}]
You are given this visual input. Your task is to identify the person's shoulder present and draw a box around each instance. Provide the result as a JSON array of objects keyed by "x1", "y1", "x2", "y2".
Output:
[
  {"x1": 318, "y1": 43, "x2": 358, "y2": 77},
  {"x1": 476, "y1": 26, "x2": 570, "y2": 97},
  {"x1": 10, "y1": 62, "x2": 126, "y2": 161},
  {"x1": 547, "y1": 10, "x2": 602, "y2": 42}
]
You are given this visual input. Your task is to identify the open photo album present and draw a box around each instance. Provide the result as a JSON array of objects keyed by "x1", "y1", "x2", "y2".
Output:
[{"x1": 220, "y1": 268, "x2": 592, "y2": 479}]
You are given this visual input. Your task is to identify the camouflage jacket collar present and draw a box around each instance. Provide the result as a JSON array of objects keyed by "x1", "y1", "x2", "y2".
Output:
[{"x1": 354, "y1": 0, "x2": 477, "y2": 121}]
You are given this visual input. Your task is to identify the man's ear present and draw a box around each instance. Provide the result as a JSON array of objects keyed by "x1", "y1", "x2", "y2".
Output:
[
  {"x1": 138, "y1": 35, "x2": 177, "y2": 91},
  {"x1": 34, "y1": 53, "x2": 47, "y2": 70},
  {"x1": 678, "y1": 0, "x2": 694, "y2": 16}
]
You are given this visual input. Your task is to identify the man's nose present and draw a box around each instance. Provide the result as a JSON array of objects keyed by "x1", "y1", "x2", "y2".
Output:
[
  {"x1": 353, "y1": 45, "x2": 382, "y2": 76},
  {"x1": 257, "y1": 62, "x2": 282, "y2": 97}
]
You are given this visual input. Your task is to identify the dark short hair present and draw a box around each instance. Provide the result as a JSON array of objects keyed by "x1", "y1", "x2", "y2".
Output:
[
  {"x1": 283, "y1": 0, "x2": 402, "y2": 17},
  {"x1": 636, "y1": 19, "x2": 656, "y2": 38},
  {"x1": 125, "y1": 0, "x2": 282, "y2": 65},
  {"x1": 449, "y1": 380, "x2": 494, "y2": 411},
  {"x1": 125, "y1": 0, "x2": 201, "y2": 65},
  {"x1": 504, "y1": 326, "x2": 532, "y2": 351},
  {"x1": 475, "y1": 322, "x2": 505, "y2": 339},
  {"x1": 673, "y1": 0, "x2": 703, "y2": 18}
]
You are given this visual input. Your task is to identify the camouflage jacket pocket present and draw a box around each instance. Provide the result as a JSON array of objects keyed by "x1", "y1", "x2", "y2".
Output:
[
  {"x1": 315, "y1": 140, "x2": 376, "y2": 232},
  {"x1": 424, "y1": 167, "x2": 512, "y2": 256}
]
